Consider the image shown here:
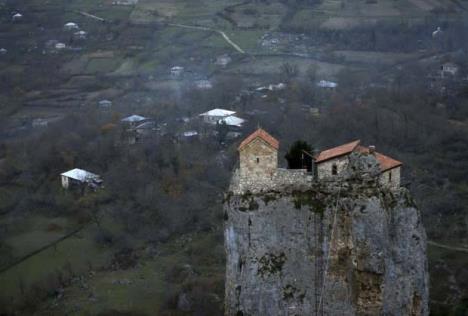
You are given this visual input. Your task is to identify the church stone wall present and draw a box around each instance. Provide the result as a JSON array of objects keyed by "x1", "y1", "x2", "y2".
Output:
[
  {"x1": 236, "y1": 168, "x2": 312, "y2": 194},
  {"x1": 239, "y1": 138, "x2": 277, "y2": 181},
  {"x1": 379, "y1": 167, "x2": 401, "y2": 190},
  {"x1": 316, "y1": 155, "x2": 349, "y2": 180}
]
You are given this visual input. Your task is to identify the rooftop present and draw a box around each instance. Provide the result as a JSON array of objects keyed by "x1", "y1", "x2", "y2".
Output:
[
  {"x1": 61, "y1": 168, "x2": 100, "y2": 182},
  {"x1": 317, "y1": 80, "x2": 338, "y2": 88},
  {"x1": 238, "y1": 128, "x2": 279, "y2": 151},
  {"x1": 315, "y1": 140, "x2": 361, "y2": 163},
  {"x1": 316, "y1": 141, "x2": 402, "y2": 171},
  {"x1": 199, "y1": 108, "x2": 236, "y2": 117},
  {"x1": 356, "y1": 146, "x2": 402, "y2": 172},
  {"x1": 219, "y1": 115, "x2": 245, "y2": 127},
  {"x1": 64, "y1": 22, "x2": 79, "y2": 28},
  {"x1": 134, "y1": 121, "x2": 155, "y2": 129},
  {"x1": 183, "y1": 130, "x2": 198, "y2": 137},
  {"x1": 121, "y1": 114, "x2": 147, "y2": 122}
]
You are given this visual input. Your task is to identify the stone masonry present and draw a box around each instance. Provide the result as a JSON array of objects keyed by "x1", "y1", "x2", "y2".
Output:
[
  {"x1": 224, "y1": 130, "x2": 428, "y2": 315},
  {"x1": 224, "y1": 152, "x2": 429, "y2": 316}
]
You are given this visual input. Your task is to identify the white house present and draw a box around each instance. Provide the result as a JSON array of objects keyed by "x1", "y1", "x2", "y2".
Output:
[
  {"x1": 218, "y1": 115, "x2": 245, "y2": 128},
  {"x1": 317, "y1": 80, "x2": 338, "y2": 89},
  {"x1": 98, "y1": 99, "x2": 112, "y2": 109},
  {"x1": 199, "y1": 109, "x2": 236, "y2": 124},
  {"x1": 195, "y1": 80, "x2": 213, "y2": 89},
  {"x1": 74, "y1": 31, "x2": 87, "y2": 40},
  {"x1": 55, "y1": 43, "x2": 66, "y2": 50},
  {"x1": 171, "y1": 66, "x2": 184, "y2": 76},
  {"x1": 64, "y1": 22, "x2": 79, "y2": 31},
  {"x1": 182, "y1": 130, "x2": 198, "y2": 137},
  {"x1": 440, "y1": 62, "x2": 459, "y2": 78},
  {"x1": 121, "y1": 114, "x2": 148, "y2": 126},
  {"x1": 255, "y1": 83, "x2": 286, "y2": 93},
  {"x1": 12, "y1": 13, "x2": 23, "y2": 22},
  {"x1": 432, "y1": 27, "x2": 443, "y2": 38},
  {"x1": 133, "y1": 121, "x2": 157, "y2": 137},
  {"x1": 61, "y1": 168, "x2": 102, "y2": 190},
  {"x1": 215, "y1": 55, "x2": 232, "y2": 67}
]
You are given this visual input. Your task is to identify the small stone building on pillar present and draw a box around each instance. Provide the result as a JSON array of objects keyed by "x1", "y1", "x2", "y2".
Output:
[{"x1": 238, "y1": 128, "x2": 279, "y2": 188}]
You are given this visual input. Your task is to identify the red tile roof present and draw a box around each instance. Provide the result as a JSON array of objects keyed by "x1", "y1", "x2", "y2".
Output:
[
  {"x1": 375, "y1": 152, "x2": 402, "y2": 172},
  {"x1": 238, "y1": 128, "x2": 279, "y2": 151},
  {"x1": 356, "y1": 146, "x2": 402, "y2": 172},
  {"x1": 314, "y1": 140, "x2": 361, "y2": 163}
]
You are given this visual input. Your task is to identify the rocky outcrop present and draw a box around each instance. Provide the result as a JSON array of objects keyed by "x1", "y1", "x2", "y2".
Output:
[{"x1": 224, "y1": 155, "x2": 429, "y2": 315}]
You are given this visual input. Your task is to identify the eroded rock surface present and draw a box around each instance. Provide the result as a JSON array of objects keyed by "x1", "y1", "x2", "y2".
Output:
[{"x1": 224, "y1": 164, "x2": 429, "y2": 316}]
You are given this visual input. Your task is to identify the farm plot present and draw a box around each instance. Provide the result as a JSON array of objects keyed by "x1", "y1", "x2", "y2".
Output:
[
  {"x1": 222, "y1": 1, "x2": 286, "y2": 29},
  {"x1": 35, "y1": 231, "x2": 225, "y2": 316},
  {"x1": 225, "y1": 55, "x2": 347, "y2": 78},
  {"x1": 0, "y1": 215, "x2": 123, "y2": 310},
  {"x1": 130, "y1": 0, "x2": 236, "y2": 26},
  {"x1": 286, "y1": 0, "x2": 465, "y2": 31},
  {"x1": 333, "y1": 50, "x2": 423, "y2": 66}
]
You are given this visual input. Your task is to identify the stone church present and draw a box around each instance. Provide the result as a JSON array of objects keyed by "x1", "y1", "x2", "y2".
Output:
[{"x1": 236, "y1": 128, "x2": 402, "y2": 191}]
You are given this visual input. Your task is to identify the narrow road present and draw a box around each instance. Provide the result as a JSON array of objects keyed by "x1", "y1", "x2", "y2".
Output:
[
  {"x1": 76, "y1": 11, "x2": 106, "y2": 22},
  {"x1": 428, "y1": 240, "x2": 468, "y2": 253},
  {"x1": 167, "y1": 23, "x2": 245, "y2": 54}
]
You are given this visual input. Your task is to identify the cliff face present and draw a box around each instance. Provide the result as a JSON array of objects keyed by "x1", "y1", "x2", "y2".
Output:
[{"x1": 224, "y1": 162, "x2": 429, "y2": 315}]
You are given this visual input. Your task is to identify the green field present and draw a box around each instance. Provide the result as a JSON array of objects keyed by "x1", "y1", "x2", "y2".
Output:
[{"x1": 35, "y1": 231, "x2": 224, "y2": 315}]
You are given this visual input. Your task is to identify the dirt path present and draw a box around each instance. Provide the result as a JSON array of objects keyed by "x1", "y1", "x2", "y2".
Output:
[
  {"x1": 428, "y1": 240, "x2": 468, "y2": 253},
  {"x1": 167, "y1": 23, "x2": 245, "y2": 54}
]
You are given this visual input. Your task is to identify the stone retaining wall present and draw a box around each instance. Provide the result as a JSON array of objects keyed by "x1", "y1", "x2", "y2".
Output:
[{"x1": 233, "y1": 168, "x2": 313, "y2": 194}]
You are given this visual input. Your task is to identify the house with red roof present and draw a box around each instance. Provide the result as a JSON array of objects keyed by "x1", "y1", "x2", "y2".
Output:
[
  {"x1": 315, "y1": 140, "x2": 402, "y2": 188},
  {"x1": 238, "y1": 128, "x2": 279, "y2": 183}
]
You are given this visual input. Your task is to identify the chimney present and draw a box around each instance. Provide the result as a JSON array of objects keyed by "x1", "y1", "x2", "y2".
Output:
[{"x1": 369, "y1": 145, "x2": 376, "y2": 154}]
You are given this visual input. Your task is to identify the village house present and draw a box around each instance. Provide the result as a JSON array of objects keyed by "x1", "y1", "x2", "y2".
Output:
[
  {"x1": 64, "y1": 22, "x2": 79, "y2": 31},
  {"x1": 314, "y1": 140, "x2": 402, "y2": 189},
  {"x1": 317, "y1": 80, "x2": 338, "y2": 89},
  {"x1": 98, "y1": 99, "x2": 112, "y2": 109},
  {"x1": 255, "y1": 83, "x2": 286, "y2": 93},
  {"x1": 199, "y1": 108, "x2": 236, "y2": 124},
  {"x1": 121, "y1": 114, "x2": 148, "y2": 127},
  {"x1": 432, "y1": 26, "x2": 443, "y2": 38},
  {"x1": 215, "y1": 55, "x2": 232, "y2": 67},
  {"x1": 126, "y1": 120, "x2": 157, "y2": 144},
  {"x1": 182, "y1": 130, "x2": 198, "y2": 138},
  {"x1": 440, "y1": 62, "x2": 459, "y2": 78},
  {"x1": 180, "y1": 130, "x2": 199, "y2": 142},
  {"x1": 218, "y1": 115, "x2": 245, "y2": 129},
  {"x1": 195, "y1": 80, "x2": 213, "y2": 89},
  {"x1": 60, "y1": 168, "x2": 102, "y2": 190},
  {"x1": 12, "y1": 13, "x2": 23, "y2": 22},
  {"x1": 170, "y1": 66, "x2": 184, "y2": 77},
  {"x1": 74, "y1": 30, "x2": 87, "y2": 40},
  {"x1": 133, "y1": 121, "x2": 157, "y2": 140},
  {"x1": 55, "y1": 42, "x2": 66, "y2": 50}
]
